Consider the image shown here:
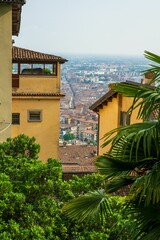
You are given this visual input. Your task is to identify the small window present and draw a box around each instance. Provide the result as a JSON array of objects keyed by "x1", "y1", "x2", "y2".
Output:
[
  {"x1": 12, "y1": 113, "x2": 20, "y2": 125},
  {"x1": 120, "y1": 111, "x2": 130, "y2": 126},
  {"x1": 28, "y1": 110, "x2": 42, "y2": 122}
]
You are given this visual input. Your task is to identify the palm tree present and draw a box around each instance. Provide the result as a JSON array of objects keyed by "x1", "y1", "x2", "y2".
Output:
[{"x1": 63, "y1": 51, "x2": 160, "y2": 240}]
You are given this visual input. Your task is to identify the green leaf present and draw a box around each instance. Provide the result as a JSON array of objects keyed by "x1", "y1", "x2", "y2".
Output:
[{"x1": 63, "y1": 189, "x2": 112, "y2": 223}]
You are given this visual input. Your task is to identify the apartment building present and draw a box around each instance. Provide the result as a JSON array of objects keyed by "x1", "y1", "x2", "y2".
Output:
[
  {"x1": 12, "y1": 46, "x2": 67, "y2": 161},
  {"x1": 90, "y1": 81, "x2": 144, "y2": 155},
  {"x1": 0, "y1": 0, "x2": 25, "y2": 141}
]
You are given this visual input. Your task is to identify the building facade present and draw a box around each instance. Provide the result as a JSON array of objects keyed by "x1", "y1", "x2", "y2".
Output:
[
  {"x1": 12, "y1": 46, "x2": 67, "y2": 161},
  {"x1": 90, "y1": 81, "x2": 144, "y2": 155},
  {"x1": 0, "y1": 0, "x2": 25, "y2": 141}
]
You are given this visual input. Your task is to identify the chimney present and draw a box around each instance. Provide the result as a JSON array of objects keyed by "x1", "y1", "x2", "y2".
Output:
[{"x1": 141, "y1": 72, "x2": 155, "y2": 86}]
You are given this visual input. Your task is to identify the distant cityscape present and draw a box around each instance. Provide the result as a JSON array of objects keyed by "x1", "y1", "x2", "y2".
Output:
[{"x1": 60, "y1": 55, "x2": 149, "y2": 145}]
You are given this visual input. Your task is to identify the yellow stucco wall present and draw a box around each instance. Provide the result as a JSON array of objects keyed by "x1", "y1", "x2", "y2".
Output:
[
  {"x1": 17, "y1": 76, "x2": 59, "y2": 93},
  {"x1": 98, "y1": 94, "x2": 142, "y2": 155},
  {"x1": 121, "y1": 96, "x2": 141, "y2": 124},
  {"x1": 0, "y1": 4, "x2": 12, "y2": 141},
  {"x1": 99, "y1": 96, "x2": 119, "y2": 155},
  {"x1": 12, "y1": 97, "x2": 60, "y2": 162}
]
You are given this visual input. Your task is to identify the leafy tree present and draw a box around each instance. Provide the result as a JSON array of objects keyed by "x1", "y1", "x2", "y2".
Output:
[
  {"x1": 0, "y1": 136, "x2": 69, "y2": 239},
  {"x1": 63, "y1": 132, "x2": 75, "y2": 141},
  {"x1": 0, "y1": 134, "x2": 40, "y2": 159},
  {"x1": 64, "y1": 51, "x2": 160, "y2": 240},
  {"x1": 0, "y1": 134, "x2": 140, "y2": 239}
]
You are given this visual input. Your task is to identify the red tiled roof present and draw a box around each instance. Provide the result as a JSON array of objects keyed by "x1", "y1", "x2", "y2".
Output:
[
  {"x1": 62, "y1": 165, "x2": 96, "y2": 173},
  {"x1": 12, "y1": 92, "x2": 65, "y2": 97},
  {"x1": 59, "y1": 145, "x2": 97, "y2": 166},
  {"x1": 12, "y1": 46, "x2": 67, "y2": 63}
]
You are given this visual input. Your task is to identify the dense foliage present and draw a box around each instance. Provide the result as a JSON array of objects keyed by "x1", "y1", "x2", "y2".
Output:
[
  {"x1": 64, "y1": 51, "x2": 160, "y2": 240},
  {"x1": 0, "y1": 134, "x2": 138, "y2": 239}
]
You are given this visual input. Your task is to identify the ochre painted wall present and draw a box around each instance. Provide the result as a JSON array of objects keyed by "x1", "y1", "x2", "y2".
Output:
[
  {"x1": 12, "y1": 97, "x2": 60, "y2": 162},
  {"x1": 98, "y1": 94, "x2": 142, "y2": 156},
  {"x1": 121, "y1": 96, "x2": 141, "y2": 124},
  {"x1": 0, "y1": 4, "x2": 12, "y2": 141},
  {"x1": 99, "y1": 96, "x2": 119, "y2": 155}
]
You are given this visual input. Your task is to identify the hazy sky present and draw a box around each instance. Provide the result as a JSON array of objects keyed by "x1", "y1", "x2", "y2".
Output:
[{"x1": 13, "y1": 0, "x2": 160, "y2": 56}]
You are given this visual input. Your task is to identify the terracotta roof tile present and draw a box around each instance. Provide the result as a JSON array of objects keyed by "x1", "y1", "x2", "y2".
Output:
[
  {"x1": 13, "y1": 46, "x2": 67, "y2": 63},
  {"x1": 59, "y1": 145, "x2": 97, "y2": 166},
  {"x1": 62, "y1": 165, "x2": 96, "y2": 173},
  {"x1": 12, "y1": 92, "x2": 65, "y2": 97}
]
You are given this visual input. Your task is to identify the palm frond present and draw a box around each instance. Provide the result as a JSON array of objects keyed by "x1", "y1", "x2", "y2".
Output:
[
  {"x1": 96, "y1": 153, "x2": 156, "y2": 174},
  {"x1": 110, "y1": 81, "x2": 159, "y2": 120},
  {"x1": 102, "y1": 121, "x2": 160, "y2": 161},
  {"x1": 109, "y1": 82, "x2": 144, "y2": 97},
  {"x1": 105, "y1": 176, "x2": 135, "y2": 193},
  {"x1": 130, "y1": 162, "x2": 160, "y2": 206},
  {"x1": 144, "y1": 50, "x2": 160, "y2": 66},
  {"x1": 63, "y1": 189, "x2": 113, "y2": 223},
  {"x1": 142, "y1": 50, "x2": 160, "y2": 86},
  {"x1": 141, "y1": 227, "x2": 160, "y2": 240},
  {"x1": 128, "y1": 200, "x2": 160, "y2": 240},
  {"x1": 129, "y1": 89, "x2": 160, "y2": 120},
  {"x1": 95, "y1": 154, "x2": 133, "y2": 177}
]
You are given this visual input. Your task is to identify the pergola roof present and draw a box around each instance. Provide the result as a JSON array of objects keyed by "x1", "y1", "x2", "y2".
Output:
[
  {"x1": 12, "y1": 46, "x2": 67, "y2": 63},
  {"x1": 12, "y1": 92, "x2": 65, "y2": 97},
  {"x1": 0, "y1": 0, "x2": 26, "y2": 36}
]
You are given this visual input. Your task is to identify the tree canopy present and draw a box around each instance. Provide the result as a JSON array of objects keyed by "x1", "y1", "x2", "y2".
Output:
[
  {"x1": 0, "y1": 134, "x2": 139, "y2": 239},
  {"x1": 63, "y1": 132, "x2": 75, "y2": 141}
]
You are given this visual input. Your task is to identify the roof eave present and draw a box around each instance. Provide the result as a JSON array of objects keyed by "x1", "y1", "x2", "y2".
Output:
[
  {"x1": 90, "y1": 80, "x2": 155, "y2": 112},
  {"x1": 89, "y1": 89, "x2": 116, "y2": 112},
  {"x1": 12, "y1": 59, "x2": 68, "y2": 64},
  {"x1": 12, "y1": 46, "x2": 68, "y2": 63},
  {"x1": 11, "y1": 2, "x2": 26, "y2": 36}
]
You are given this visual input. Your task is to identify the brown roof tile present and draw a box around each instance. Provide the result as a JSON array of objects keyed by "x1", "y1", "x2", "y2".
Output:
[
  {"x1": 59, "y1": 145, "x2": 97, "y2": 167},
  {"x1": 62, "y1": 165, "x2": 96, "y2": 173},
  {"x1": 12, "y1": 46, "x2": 67, "y2": 63},
  {"x1": 12, "y1": 92, "x2": 65, "y2": 97}
]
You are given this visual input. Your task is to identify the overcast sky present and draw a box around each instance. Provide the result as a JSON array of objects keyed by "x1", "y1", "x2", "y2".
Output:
[{"x1": 13, "y1": 0, "x2": 160, "y2": 56}]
